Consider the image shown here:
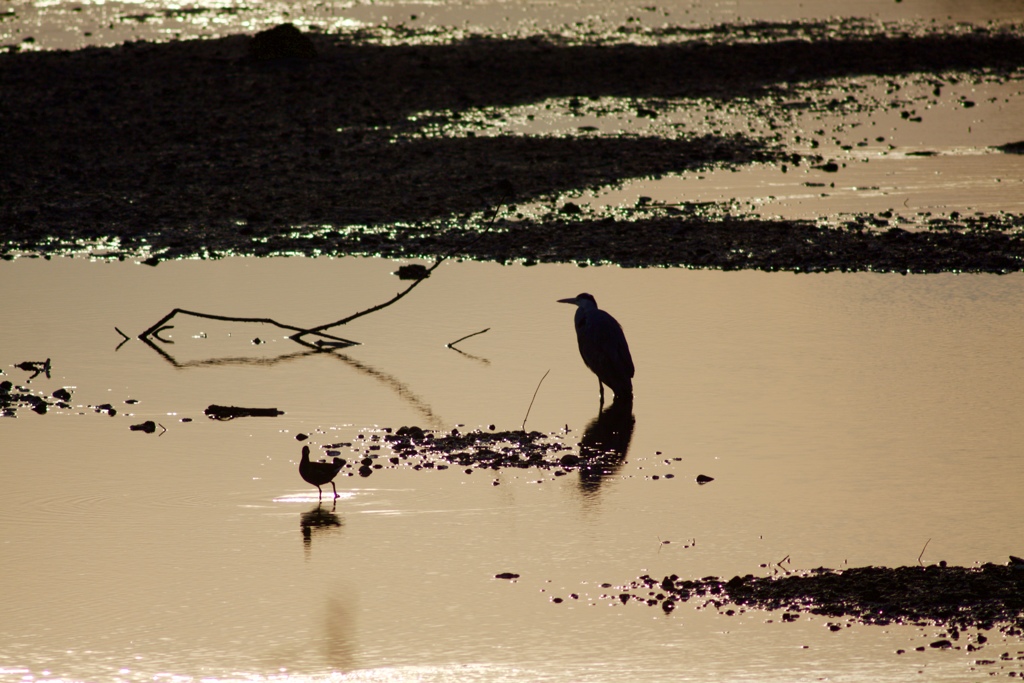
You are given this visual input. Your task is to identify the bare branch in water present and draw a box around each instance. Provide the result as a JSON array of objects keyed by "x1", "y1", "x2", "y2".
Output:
[{"x1": 447, "y1": 327, "x2": 490, "y2": 349}]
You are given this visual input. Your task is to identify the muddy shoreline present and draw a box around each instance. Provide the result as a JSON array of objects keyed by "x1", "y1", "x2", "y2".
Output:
[{"x1": 3, "y1": 21, "x2": 1024, "y2": 270}]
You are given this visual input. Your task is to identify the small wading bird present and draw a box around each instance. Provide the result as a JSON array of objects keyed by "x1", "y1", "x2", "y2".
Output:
[
  {"x1": 299, "y1": 445, "x2": 345, "y2": 500},
  {"x1": 558, "y1": 293, "x2": 634, "y2": 405}
]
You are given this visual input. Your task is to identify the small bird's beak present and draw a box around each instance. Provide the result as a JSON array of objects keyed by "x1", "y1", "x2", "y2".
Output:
[{"x1": 557, "y1": 297, "x2": 577, "y2": 304}]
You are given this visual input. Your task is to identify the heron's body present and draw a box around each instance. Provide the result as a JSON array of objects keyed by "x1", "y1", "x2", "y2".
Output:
[
  {"x1": 299, "y1": 445, "x2": 345, "y2": 500},
  {"x1": 558, "y1": 293, "x2": 634, "y2": 404}
]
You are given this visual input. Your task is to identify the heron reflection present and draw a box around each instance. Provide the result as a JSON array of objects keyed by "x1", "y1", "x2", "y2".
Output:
[{"x1": 578, "y1": 397, "x2": 635, "y2": 494}]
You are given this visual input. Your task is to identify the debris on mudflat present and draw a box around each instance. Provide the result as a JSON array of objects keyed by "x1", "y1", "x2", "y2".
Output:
[
  {"x1": 205, "y1": 404, "x2": 284, "y2": 419},
  {"x1": 130, "y1": 420, "x2": 157, "y2": 433},
  {"x1": 94, "y1": 403, "x2": 117, "y2": 416},
  {"x1": 614, "y1": 562, "x2": 1024, "y2": 636},
  {"x1": 1, "y1": 376, "x2": 74, "y2": 416},
  {"x1": 385, "y1": 426, "x2": 571, "y2": 469},
  {"x1": 696, "y1": 474, "x2": 714, "y2": 484},
  {"x1": 302, "y1": 425, "x2": 630, "y2": 480},
  {"x1": 13, "y1": 359, "x2": 51, "y2": 380}
]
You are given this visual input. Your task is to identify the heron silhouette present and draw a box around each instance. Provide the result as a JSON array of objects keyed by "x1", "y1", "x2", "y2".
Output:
[
  {"x1": 558, "y1": 293, "x2": 634, "y2": 406},
  {"x1": 299, "y1": 445, "x2": 345, "y2": 500}
]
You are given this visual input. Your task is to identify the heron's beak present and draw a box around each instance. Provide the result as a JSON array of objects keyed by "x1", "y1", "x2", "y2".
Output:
[{"x1": 557, "y1": 297, "x2": 577, "y2": 305}]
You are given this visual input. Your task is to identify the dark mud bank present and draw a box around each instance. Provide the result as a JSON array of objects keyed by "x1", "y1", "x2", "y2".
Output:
[
  {"x1": 3, "y1": 22, "x2": 1024, "y2": 271},
  {"x1": 620, "y1": 563, "x2": 1024, "y2": 637}
]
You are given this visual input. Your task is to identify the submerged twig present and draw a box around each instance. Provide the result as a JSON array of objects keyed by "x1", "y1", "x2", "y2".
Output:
[
  {"x1": 114, "y1": 327, "x2": 131, "y2": 351},
  {"x1": 918, "y1": 538, "x2": 932, "y2": 566},
  {"x1": 447, "y1": 327, "x2": 490, "y2": 349},
  {"x1": 521, "y1": 369, "x2": 550, "y2": 432},
  {"x1": 140, "y1": 309, "x2": 360, "y2": 350}
]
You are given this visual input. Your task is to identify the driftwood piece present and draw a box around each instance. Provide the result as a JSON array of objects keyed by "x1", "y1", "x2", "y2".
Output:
[{"x1": 205, "y1": 404, "x2": 284, "y2": 420}]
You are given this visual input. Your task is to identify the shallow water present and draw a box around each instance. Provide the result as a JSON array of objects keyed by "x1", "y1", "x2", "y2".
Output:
[{"x1": 2, "y1": 256, "x2": 1024, "y2": 682}]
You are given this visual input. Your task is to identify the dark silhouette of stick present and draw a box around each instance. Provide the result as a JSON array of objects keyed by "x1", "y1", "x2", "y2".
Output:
[
  {"x1": 139, "y1": 308, "x2": 360, "y2": 349},
  {"x1": 447, "y1": 328, "x2": 490, "y2": 349},
  {"x1": 138, "y1": 206, "x2": 502, "y2": 353},
  {"x1": 521, "y1": 369, "x2": 550, "y2": 432}
]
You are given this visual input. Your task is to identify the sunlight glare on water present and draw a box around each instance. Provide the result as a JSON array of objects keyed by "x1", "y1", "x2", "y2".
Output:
[{"x1": 1, "y1": 256, "x2": 1024, "y2": 682}]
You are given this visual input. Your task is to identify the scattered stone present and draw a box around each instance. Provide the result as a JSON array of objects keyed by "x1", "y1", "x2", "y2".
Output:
[
  {"x1": 495, "y1": 572, "x2": 520, "y2": 580},
  {"x1": 395, "y1": 264, "x2": 430, "y2": 280},
  {"x1": 130, "y1": 420, "x2": 157, "y2": 433},
  {"x1": 696, "y1": 474, "x2": 714, "y2": 484}
]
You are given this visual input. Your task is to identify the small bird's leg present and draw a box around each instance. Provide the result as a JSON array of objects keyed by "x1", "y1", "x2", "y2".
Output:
[
  {"x1": 331, "y1": 481, "x2": 338, "y2": 499},
  {"x1": 317, "y1": 485, "x2": 323, "y2": 501}
]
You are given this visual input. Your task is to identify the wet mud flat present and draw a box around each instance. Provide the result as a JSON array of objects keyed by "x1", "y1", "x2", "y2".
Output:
[{"x1": 2, "y1": 20, "x2": 1024, "y2": 271}]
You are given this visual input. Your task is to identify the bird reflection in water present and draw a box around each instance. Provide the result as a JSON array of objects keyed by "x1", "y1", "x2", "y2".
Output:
[
  {"x1": 578, "y1": 397, "x2": 635, "y2": 495},
  {"x1": 301, "y1": 503, "x2": 343, "y2": 550}
]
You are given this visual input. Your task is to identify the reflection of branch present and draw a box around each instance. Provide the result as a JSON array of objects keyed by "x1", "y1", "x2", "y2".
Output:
[
  {"x1": 447, "y1": 345, "x2": 490, "y2": 365},
  {"x1": 447, "y1": 327, "x2": 490, "y2": 349},
  {"x1": 330, "y1": 352, "x2": 444, "y2": 427}
]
